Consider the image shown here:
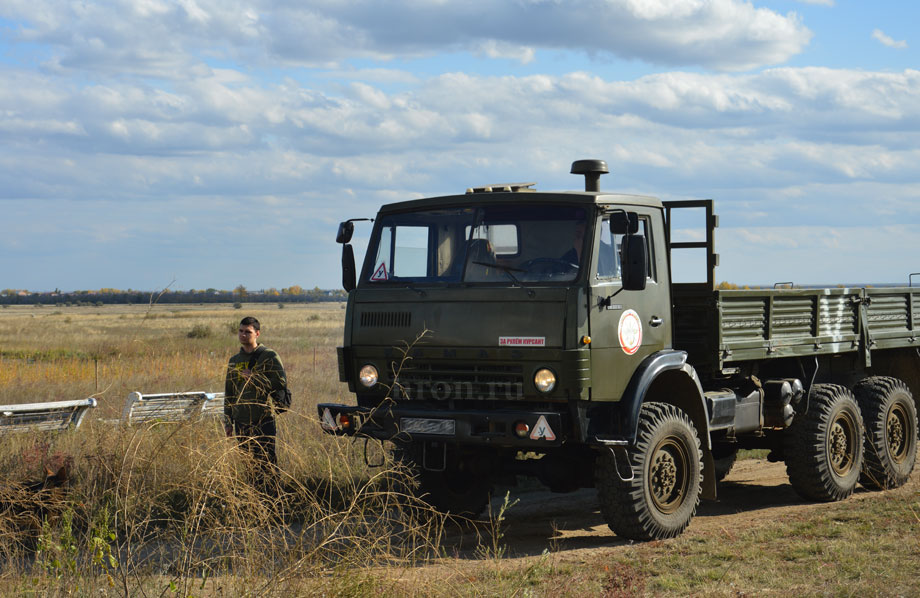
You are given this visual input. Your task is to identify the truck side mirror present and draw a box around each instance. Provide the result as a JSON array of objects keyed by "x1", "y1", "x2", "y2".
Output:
[
  {"x1": 621, "y1": 235, "x2": 647, "y2": 291},
  {"x1": 610, "y1": 212, "x2": 639, "y2": 235},
  {"x1": 342, "y1": 244, "x2": 356, "y2": 292},
  {"x1": 336, "y1": 221, "x2": 355, "y2": 244}
]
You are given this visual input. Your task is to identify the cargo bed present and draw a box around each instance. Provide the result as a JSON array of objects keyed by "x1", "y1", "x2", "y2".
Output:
[{"x1": 673, "y1": 286, "x2": 920, "y2": 374}]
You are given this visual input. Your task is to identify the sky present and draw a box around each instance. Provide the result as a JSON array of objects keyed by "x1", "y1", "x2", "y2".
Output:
[{"x1": 1, "y1": 0, "x2": 918, "y2": 292}]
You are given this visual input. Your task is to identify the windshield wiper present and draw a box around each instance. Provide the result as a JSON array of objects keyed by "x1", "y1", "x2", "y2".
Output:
[
  {"x1": 400, "y1": 282, "x2": 426, "y2": 296},
  {"x1": 472, "y1": 261, "x2": 535, "y2": 297}
]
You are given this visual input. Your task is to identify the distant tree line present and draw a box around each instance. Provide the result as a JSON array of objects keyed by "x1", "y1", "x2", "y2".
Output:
[{"x1": 0, "y1": 285, "x2": 346, "y2": 306}]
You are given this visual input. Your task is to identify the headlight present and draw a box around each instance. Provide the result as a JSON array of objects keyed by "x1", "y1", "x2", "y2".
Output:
[
  {"x1": 358, "y1": 364, "x2": 379, "y2": 388},
  {"x1": 534, "y1": 368, "x2": 557, "y2": 393}
]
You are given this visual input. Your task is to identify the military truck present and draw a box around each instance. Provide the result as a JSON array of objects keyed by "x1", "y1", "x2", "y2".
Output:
[{"x1": 319, "y1": 160, "x2": 920, "y2": 541}]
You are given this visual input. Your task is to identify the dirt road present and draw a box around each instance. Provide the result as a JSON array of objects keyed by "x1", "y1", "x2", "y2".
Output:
[{"x1": 439, "y1": 457, "x2": 915, "y2": 560}]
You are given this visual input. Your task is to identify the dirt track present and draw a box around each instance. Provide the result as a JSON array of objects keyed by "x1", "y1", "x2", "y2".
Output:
[{"x1": 436, "y1": 457, "x2": 918, "y2": 561}]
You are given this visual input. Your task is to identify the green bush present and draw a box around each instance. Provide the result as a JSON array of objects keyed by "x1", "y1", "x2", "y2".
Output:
[{"x1": 186, "y1": 324, "x2": 212, "y2": 339}]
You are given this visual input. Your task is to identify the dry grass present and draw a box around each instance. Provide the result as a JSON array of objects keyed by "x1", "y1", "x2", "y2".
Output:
[
  {"x1": 0, "y1": 302, "x2": 349, "y2": 415},
  {"x1": 580, "y1": 475, "x2": 920, "y2": 598},
  {"x1": 0, "y1": 303, "x2": 452, "y2": 595}
]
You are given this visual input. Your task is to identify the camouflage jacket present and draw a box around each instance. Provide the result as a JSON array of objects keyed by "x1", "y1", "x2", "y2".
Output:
[{"x1": 224, "y1": 345, "x2": 287, "y2": 425}]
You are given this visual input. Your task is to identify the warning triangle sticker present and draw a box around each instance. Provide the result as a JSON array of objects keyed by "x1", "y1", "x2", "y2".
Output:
[
  {"x1": 371, "y1": 262, "x2": 389, "y2": 281},
  {"x1": 530, "y1": 415, "x2": 556, "y2": 441},
  {"x1": 321, "y1": 408, "x2": 337, "y2": 431}
]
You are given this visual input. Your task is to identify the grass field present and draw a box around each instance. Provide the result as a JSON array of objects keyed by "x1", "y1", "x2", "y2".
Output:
[
  {"x1": 1, "y1": 303, "x2": 919, "y2": 597},
  {"x1": 0, "y1": 302, "x2": 446, "y2": 596},
  {"x1": 0, "y1": 302, "x2": 348, "y2": 412}
]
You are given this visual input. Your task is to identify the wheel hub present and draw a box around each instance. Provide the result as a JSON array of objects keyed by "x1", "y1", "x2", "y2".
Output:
[
  {"x1": 829, "y1": 415, "x2": 856, "y2": 476},
  {"x1": 653, "y1": 453, "x2": 677, "y2": 494},
  {"x1": 887, "y1": 405, "x2": 908, "y2": 462},
  {"x1": 649, "y1": 439, "x2": 687, "y2": 514}
]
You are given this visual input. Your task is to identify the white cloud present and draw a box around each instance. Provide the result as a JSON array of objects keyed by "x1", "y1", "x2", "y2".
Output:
[
  {"x1": 476, "y1": 40, "x2": 536, "y2": 64},
  {"x1": 318, "y1": 68, "x2": 420, "y2": 85},
  {"x1": 872, "y1": 29, "x2": 907, "y2": 49},
  {"x1": 2, "y1": 0, "x2": 811, "y2": 74},
  {"x1": 4, "y1": 65, "x2": 920, "y2": 204}
]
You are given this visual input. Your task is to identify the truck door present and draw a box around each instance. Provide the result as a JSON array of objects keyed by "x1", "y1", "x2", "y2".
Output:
[
  {"x1": 588, "y1": 207, "x2": 671, "y2": 401},
  {"x1": 662, "y1": 199, "x2": 718, "y2": 290}
]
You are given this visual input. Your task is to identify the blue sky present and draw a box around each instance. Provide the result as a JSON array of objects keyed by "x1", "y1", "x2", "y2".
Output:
[{"x1": 1, "y1": 0, "x2": 918, "y2": 292}]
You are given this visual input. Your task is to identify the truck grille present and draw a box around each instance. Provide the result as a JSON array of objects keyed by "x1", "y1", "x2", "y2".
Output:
[
  {"x1": 360, "y1": 311, "x2": 411, "y2": 328},
  {"x1": 395, "y1": 361, "x2": 524, "y2": 400}
]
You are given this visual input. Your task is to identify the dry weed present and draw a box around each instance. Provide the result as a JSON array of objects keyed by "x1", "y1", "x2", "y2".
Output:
[{"x1": 0, "y1": 304, "x2": 451, "y2": 595}]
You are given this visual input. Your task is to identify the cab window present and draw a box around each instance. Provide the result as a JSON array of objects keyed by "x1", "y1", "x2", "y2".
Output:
[{"x1": 597, "y1": 215, "x2": 653, "y2": 281}]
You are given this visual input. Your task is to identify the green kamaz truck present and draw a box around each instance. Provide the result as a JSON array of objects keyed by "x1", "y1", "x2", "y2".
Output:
[{"x1": 319, "y1": 159, "x2": 920, "y2": 541}]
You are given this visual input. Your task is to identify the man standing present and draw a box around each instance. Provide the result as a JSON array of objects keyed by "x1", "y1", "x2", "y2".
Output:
[{"x1": 225, "y1": 316, "x2": 288, "y2": 481}]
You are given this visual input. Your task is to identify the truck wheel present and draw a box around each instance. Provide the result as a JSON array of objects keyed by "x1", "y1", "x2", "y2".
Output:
[
  {"x1": 853, "y1": 376, "x2": 918, "y2": 490},
  {"x1": 393, "y1": 444, "x2": 491, "y2": 517},
  {"x1": 595, "y1": 402, "x2": 702, "y2": 541},
  {"x1": 784, "y1": 384, "x2": 864, "y2": 502}
]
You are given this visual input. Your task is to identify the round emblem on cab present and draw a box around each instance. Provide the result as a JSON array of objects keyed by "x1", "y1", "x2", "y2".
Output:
[{"x1": 618, "y1": 309, "x2": 643, "y2": 355}]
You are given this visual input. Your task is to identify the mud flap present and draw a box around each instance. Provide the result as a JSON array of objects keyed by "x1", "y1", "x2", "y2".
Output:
[
  {"x1": 423, "y1": 441, "x2": 447, "y2": 472},
  {"x1": 702, "y1": 450, "x2": 716, "y2": 500}
]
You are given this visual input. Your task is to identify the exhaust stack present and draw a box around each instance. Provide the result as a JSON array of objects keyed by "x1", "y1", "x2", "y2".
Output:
[{"x1": 570, "y1": 159, "x2": 609, "y2": 192}]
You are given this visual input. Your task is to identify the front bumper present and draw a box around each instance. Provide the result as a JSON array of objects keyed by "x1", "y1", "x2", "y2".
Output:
[{"x1": 317, "y1": 402, "x2": 567, "y2": 448}]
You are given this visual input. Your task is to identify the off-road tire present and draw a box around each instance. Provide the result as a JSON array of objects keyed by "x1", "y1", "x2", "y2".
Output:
[
  {"x1": 595, "y1": 402, "x2": 702, "y2": 541},
  {"x1": 393, "y1": 444, "x2": 491, "y2": 517},
  {"x1": 853, "y1": 376, "x2": 918, "y2": 490},
  {"x1": 784, "y1": 384, "x2": 864, "y2": 502}
]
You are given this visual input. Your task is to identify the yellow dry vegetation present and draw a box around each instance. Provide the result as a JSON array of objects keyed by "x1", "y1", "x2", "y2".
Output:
[{"x1": 0, "y1": 302, "x2": 349, "y2": 417}]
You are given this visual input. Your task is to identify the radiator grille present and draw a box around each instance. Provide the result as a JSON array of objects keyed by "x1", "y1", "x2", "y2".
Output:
[{"x1": 395, "y1": 361, "x2": 524, "y2": 400}]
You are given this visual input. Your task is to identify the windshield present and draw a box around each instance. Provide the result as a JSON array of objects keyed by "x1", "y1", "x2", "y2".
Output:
[{"x1": 363, "y1": 204, "x2": 589, "y2": 285}]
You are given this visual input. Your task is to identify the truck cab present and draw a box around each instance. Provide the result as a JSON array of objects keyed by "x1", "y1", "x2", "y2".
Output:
[
  {"x1": 321, "y1": 160, "x2": 713, "y2": 537},
  {"x1": 342, "y1": 177, "x2": 670, "y2": 406}
]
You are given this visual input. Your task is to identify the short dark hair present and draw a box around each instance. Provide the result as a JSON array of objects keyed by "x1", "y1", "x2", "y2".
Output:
[{"x1": 239, "y1": 316, "x2": 260, "y2": 331}]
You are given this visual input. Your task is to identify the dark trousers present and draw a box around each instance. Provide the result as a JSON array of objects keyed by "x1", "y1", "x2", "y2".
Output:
[{"x1": 233, "y1": 417, "x2": 277, "y2": 484}]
